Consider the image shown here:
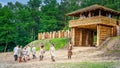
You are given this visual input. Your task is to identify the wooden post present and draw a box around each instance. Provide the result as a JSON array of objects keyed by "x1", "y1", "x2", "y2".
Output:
[
  {"x1": 79, "y1": 29, "x2": 82, "y2": 46},
  {"x1": 97, "y1": 25, "x2": 100, "y2": 46},
  {"x1": 79, "y1": 13, "x2": 81, "y2": 19},
  {"x1": 72, "y1": 28, "x2": 75, "y2": 46},
  {"x1": 58, "y1": 31, "x2": 61, "y2": 38},
  {"x1": 64, "y1": 30, "x2": 67, "y2": 38},
  {"x1": 73, "y1": 16, "x2": 75, "y2": 20},
  {"x1": 88, "y1": 11, "x2": 91, "y2": 17},
  {"x1": 42, "y1": 32, "x2": 45, "y2": 39},
  {"x1": 49, "y1": 32, "x2": 51, "y2": 39},
  {"x1": 67, "y1": 30, "x2": 70, "y2": 38},
  {"x1": 99, "y1": 10, "x2": 101, "y2": 16},
  {"x1": 86, "y1": 30, "x2": 89, "y2": 46},
  {"x1": 53, "y1": 31, "x2": 55, "y2": 38}
]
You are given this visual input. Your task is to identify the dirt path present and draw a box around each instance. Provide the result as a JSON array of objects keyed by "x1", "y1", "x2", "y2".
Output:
[{"x1": 0, "y1": 47, "x2": 120, "y2": 68}]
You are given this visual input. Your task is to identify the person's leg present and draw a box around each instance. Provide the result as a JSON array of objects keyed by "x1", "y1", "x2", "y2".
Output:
[
  {"x1": 32, "y1": 54, "x2": 34, "y2": 59},
  {"x1": 52, "y1": 56, "x2": 55, "y2": 62},
  {"x1": 42, "y1": 55, "x2": 44, "y2": 60},
  {"x1": 40, "y1": 55, "x2": 42, "y2": 60},
  {"x1": 27, "y1": 55, "x2": 30, "y2": 60},
  {"x1": 16, "y1": 55, "x2": 18, "y2": 61},
  {"x1": 68, "y1": 53, "x2": 70, "y2": 59},
  {"x1": 69, "y1": 55, "x2": 71, "y2": 59},
  {"x1": 23, "y1": 56, "x2": 26, "y2": 62},
  {"x1": 51, "y1": 56, "x2": 55, "y2": 61},
  {"x1": 19, "y1": 57, "x2": 22, "y2": 62},
  {"x1": 68, "y1": 55, "x2": 70, "y2": 59},
  {"x1": 33, "y1": 54, "x2": 36, "y2": 59},
  {"x1": 18, "y1": 57, "x2": 20, "y2": 62},
  {"x1": 34, "y1": 55, "x2": 36, "y2": 59},
  {"x1": 14, "y1": 55, "x2": 16, "y2": 61}
]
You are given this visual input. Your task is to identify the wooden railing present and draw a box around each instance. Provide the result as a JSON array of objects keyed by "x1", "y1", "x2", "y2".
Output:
[{"x1": 69, "y1": 16, "x2": 117, "y2": 27}]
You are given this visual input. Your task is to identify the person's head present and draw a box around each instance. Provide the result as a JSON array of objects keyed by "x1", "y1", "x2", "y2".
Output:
[
  {"x1": 24, "y1": 47, "x2": 26, "y2": 50},
  {"x1": 41, "y1": 43, "x2": 44, "y2": 47},
  {"x1": 16, "y1": 45, "x2": 18, "y2": 47},
  {"x1": 20, "y1": 46, "x2": 22, "y2": 48},
  {"x1": 41, "y1": 45, "x2": 44, "y2": 48},
  {"x1": 51, "y1": 43, "x2": 54, "y2": 47},
  {"x1": 33, "y1": 46, "x2": 35, "y2": 49},
  {"x1": 26, "y1": 45, "x2": 28, "y2": 48}
]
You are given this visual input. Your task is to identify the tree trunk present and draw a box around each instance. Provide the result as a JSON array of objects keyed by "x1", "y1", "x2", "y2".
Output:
[{"x1": 4, "y1": 41, "x2": 8, "y2": 52}]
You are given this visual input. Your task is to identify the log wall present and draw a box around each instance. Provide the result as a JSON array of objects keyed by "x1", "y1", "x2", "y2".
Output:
[
  {"x1": 38, "y1": 30, "x2": 71, "y2": 40},
  {"x1": 72, "y1": 28, "x2": 94, "y2": 46},
  {"x1": 97, "y1": 25, "x2": 113, "y2": 46}
]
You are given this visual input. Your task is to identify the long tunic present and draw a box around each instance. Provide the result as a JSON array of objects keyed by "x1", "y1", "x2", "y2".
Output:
[
  {"x1": 68, "y1": 45, "x2": 72, "y2": 56},
  {"x1": 50, "y1": 46, "x2": 55, "y2": 57},
  {"x1": 26, "y1": 47, "x2": 30, "y2": 55},
  {"x1": 39, "y1": 48, "x2": 45, "y2": 56},
  {"x1": 18, "y1": 48, "x2": 23, "y2": 57},
  {"x1": 32, "y1": 47, "x2": 36, "y2": 55}
]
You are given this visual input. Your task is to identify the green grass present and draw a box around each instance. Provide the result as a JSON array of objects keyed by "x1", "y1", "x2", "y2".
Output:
[
  {"x1": 53, "y1": 62, "x2": 117, "y2": 68},
  {"x1": 28, "y1": 38, "x2": 70, "y2": 51}
]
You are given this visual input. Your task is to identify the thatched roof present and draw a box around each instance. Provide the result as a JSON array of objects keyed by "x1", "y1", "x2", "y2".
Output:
[{"x1": 66, "y1": 4, "x2": 120, "y2": 16}]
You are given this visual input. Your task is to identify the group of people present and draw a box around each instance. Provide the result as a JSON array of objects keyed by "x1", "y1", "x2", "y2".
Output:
[
  {"x1": 13, "y1": 42, "x2": 73, "y2": 62},
  {"x1": 13, "y1": 45, "x2": 31, "y2": 62}
]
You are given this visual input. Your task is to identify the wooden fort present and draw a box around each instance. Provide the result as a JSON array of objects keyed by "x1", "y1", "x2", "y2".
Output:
[{"x1": 67, "y1": 4, "x2": 120, "y2": 46}]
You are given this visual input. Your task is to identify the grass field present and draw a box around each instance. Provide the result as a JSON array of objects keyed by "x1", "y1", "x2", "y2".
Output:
[{"x1": 53, "y1": 62, "x2": 118, "y2": 68}]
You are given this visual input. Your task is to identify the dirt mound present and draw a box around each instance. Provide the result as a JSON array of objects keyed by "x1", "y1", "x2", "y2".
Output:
[
  {"x1": 107, "y1": 38, "x2": 120, "y2": 51},
  {"x1": 98, "y1": 37, "x2": 120, "y2": 51}
]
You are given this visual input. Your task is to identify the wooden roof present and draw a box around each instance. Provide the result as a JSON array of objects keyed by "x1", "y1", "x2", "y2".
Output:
[{"x1": 66, "y1": 4, "x2": 120, "y2": 16}]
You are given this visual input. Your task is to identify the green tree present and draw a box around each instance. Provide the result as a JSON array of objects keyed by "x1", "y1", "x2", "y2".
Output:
[{"x1": 0, "y1": 6, "x2": 17, "y2": 52}]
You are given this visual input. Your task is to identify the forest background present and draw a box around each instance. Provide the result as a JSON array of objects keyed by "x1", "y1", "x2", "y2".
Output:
[{"x1": 0, "y1": 0, "x2": 120, "y2": 52}]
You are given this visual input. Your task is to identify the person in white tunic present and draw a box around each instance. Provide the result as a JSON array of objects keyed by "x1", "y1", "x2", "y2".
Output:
[
  {"x1": 22, "y1": 47, "x2": 27, "y2": 62},
  {"x1": 26, "y1": 45, "x2": 31, "y2": 60},
  {"x1": 18, "y1": 46, "x2": 23, "y2": 62},
  {"x1": 50, "y1": 44, "x2": 55, "y2": 62},
  {"x1": 32, "y1": 47, "x2": 36, "y2": 59},
  {"x1": 39, "y1": 45, "x2": 45, "y2": 61},
  {"x1": 13, "y1": 45, "x2": 18, "y2": 61}
]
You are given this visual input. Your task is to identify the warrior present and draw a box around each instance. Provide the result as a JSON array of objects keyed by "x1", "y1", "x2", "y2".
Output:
[
  {"x1": 68, "y1": 42, "x2": 73, "y2": 59},
  {"x1": 50, "y1": 43, "x2": 55, "y2": 62},
  {"x1": 13, "y1": 45, "x2": 18, "y2": 61}
]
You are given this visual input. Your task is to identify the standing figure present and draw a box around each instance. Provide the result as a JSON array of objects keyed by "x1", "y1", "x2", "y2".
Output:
[
  {"x1": 68, "y1": 42, "x2": 73, "y2": 59},
  {"x1": 22, "y1": 47, "x2": 27, "y2": 62},
  {"x1": 26, "y1": 45, "x2": 31, "y2": 60},
  {"x1": 32, "y1": 46, "x2": 36, "y2": 59},
  {"x1": 39, "y1": 45, "x2": 45, "y2": 61},
  {"x1": 50, "y1": 44, "x2": 55, "y2": 62},
  {"x1": 13, "y1": 45, "x2": 18, "y2": 61},
  {"x1": 18, "y1": 46, "x2": 23, "y2": 62}
]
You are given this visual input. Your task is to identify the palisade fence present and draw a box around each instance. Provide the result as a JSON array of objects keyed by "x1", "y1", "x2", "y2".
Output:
[{"x1": 38, "y1": 30, "x2": 71, "y2": 40}]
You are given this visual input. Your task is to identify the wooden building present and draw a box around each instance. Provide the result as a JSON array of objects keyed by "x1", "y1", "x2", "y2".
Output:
[{"x1": 66, "y1": 4, "x2": 120, "y2": 46}]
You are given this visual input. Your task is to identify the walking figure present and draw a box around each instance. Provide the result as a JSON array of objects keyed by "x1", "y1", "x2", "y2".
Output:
[
  {"x1": 22, "y1": 47, "x2": 27, "y2": 62},
  {"x1": 32, "y1": 47, "x2": 36, "y2": 59},
  {"x1": 39, "y1": 45, "x2": 45, "y2": 61},
  {"x1": 13, "y1": 45, "x2": 18, "y2": 61},
  {"x1": 18, "y1": 46, "x2": 23, "y2": 62},
  {"x1": 26, "y1": 45, "x2": 31, "y2": 60},
  {"x1": 68, "y1": 42, "x2": 73, "y2": 59},
  {"x1": 50, "y1": 43, "x2": 55, "y2": 62}
]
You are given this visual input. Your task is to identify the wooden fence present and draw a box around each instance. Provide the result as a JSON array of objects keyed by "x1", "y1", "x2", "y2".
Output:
[{"x1": 38, "y1": 30, "x2": 71, "y2": 40}]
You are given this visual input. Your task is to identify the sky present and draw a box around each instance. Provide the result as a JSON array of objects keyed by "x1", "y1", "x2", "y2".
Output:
[
  {"x1": 0, "y1": 0, "x2": 61, "y2": 6},
  {"x1": 0, "y1": 0, "x2": 29, "y2": 6}
]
